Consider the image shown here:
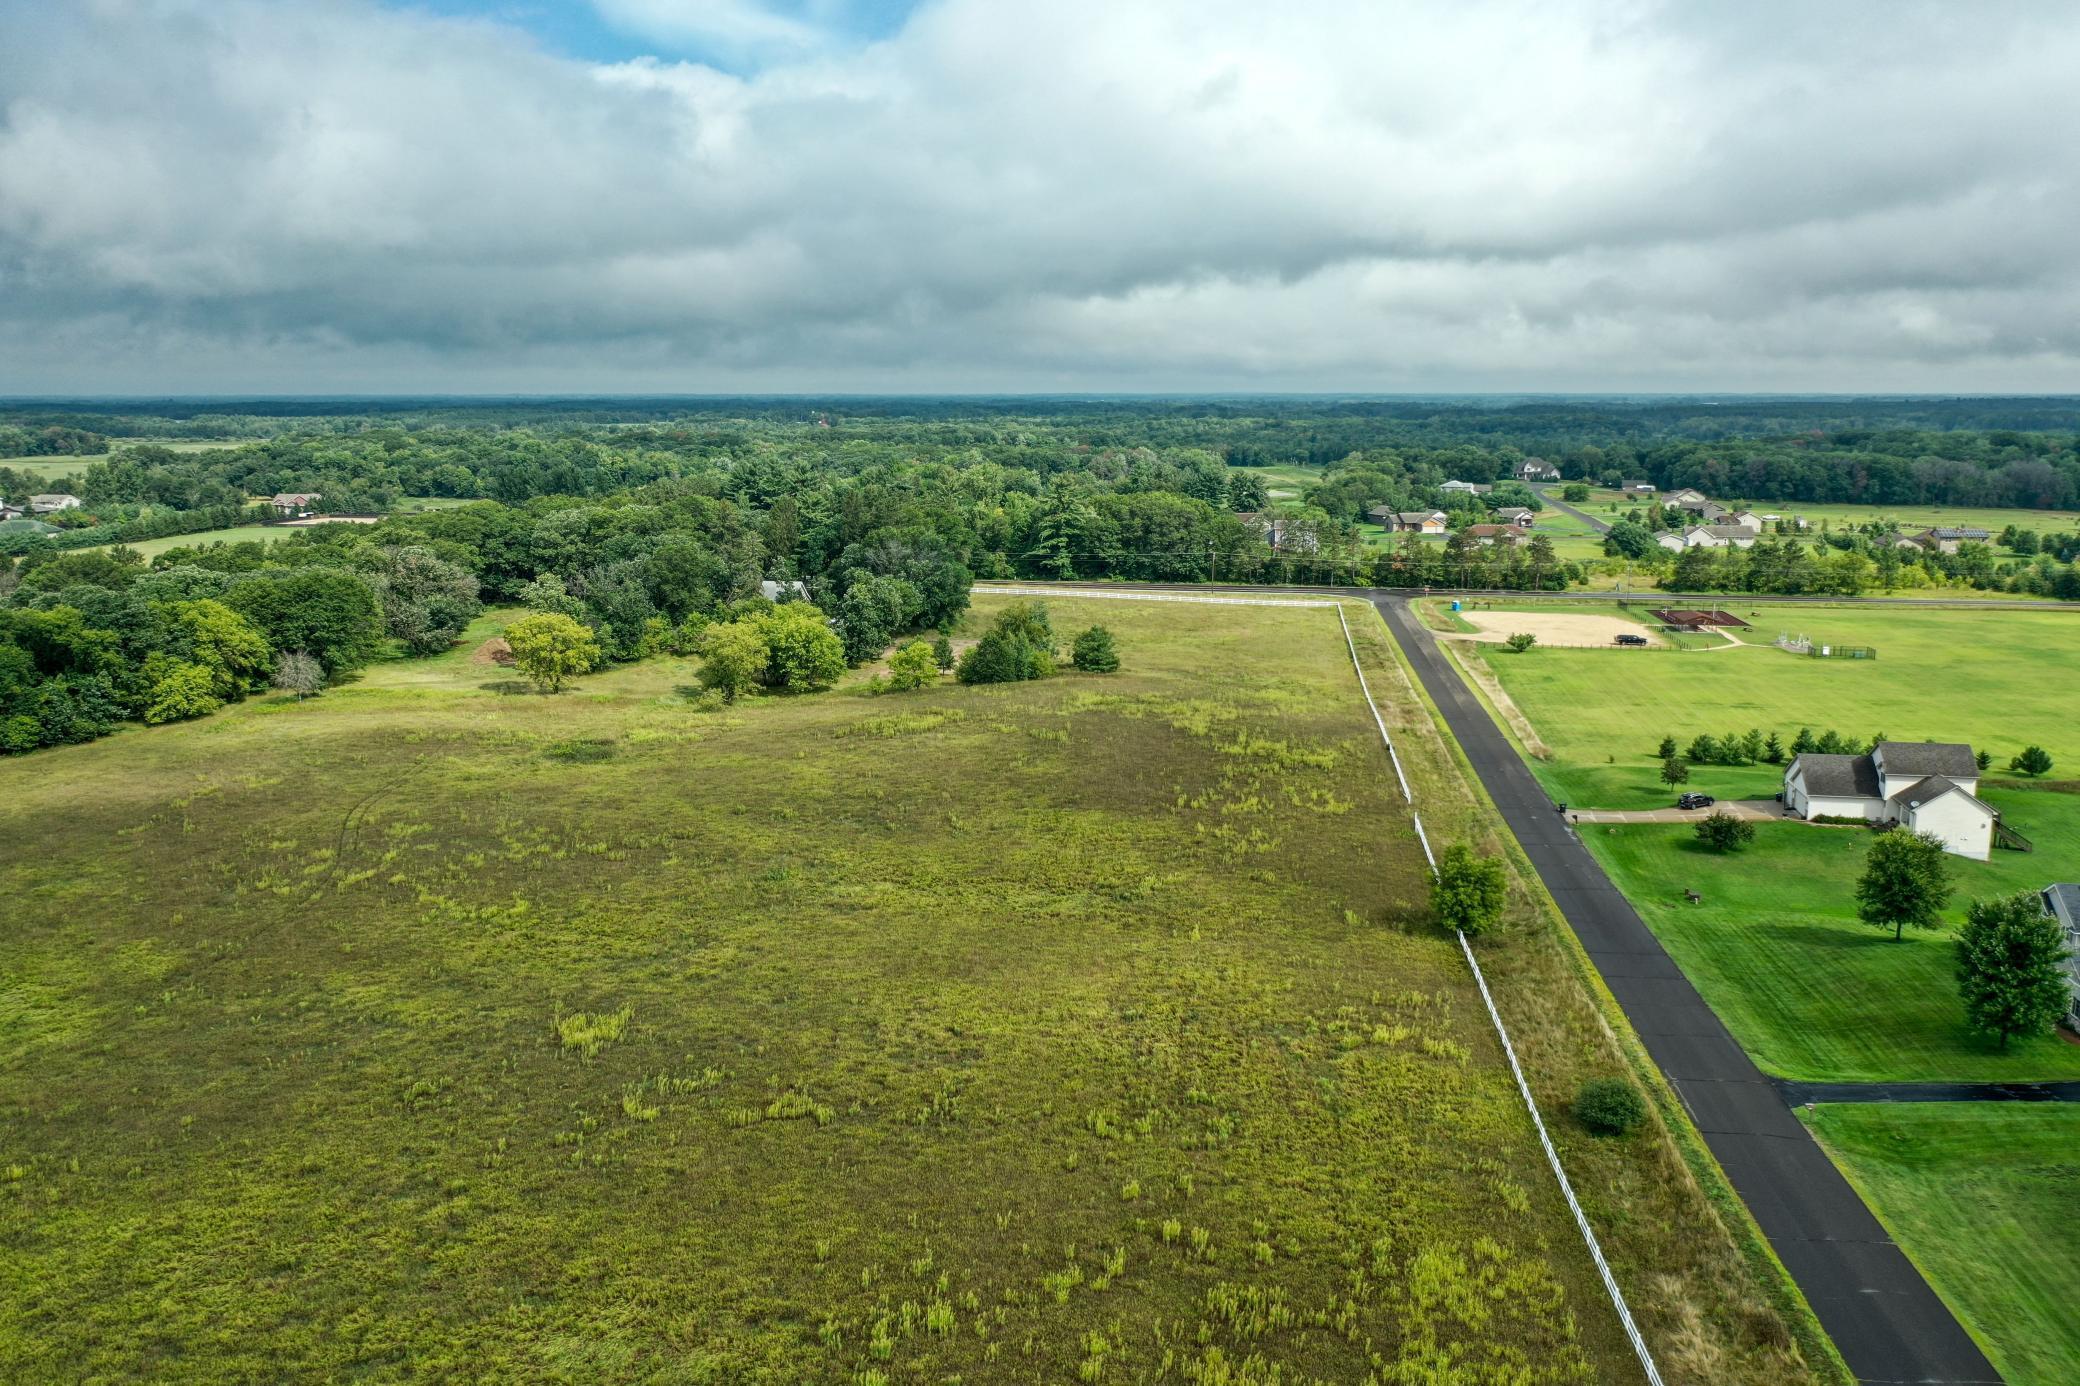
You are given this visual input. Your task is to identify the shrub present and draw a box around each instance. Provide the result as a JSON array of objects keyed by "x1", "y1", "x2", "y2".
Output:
[
  {"x1": 887, "y1": 639, "x2": 939, "y2": 691},
  {"x1": 1502, "y1": 632, "x2": 1536, "y2": 653},
  {"x1": 2009, "y1": 745, "x2": 2053, "y2": 777},
  {"x1": 143, "y1": 661, "x2": 224, "y2": 725},
  {"x1": 1573, "y1": 1078, "x2": 1646, "y2": 1136},
  {"x1": 932, "y1": 634, "x2": 956, "y2": 669},
  {"x1": 1071, "y1": 625, "x2": 1120, "y2": 672},
  {"x1": 1431, "y1": 843, "x2": 1507, "y2": 937},
  {"x1": 1694, "y1": 812, "x2": 1756, "y2": 853}
]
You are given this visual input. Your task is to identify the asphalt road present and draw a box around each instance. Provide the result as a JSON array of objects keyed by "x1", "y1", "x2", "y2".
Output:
[
  {"x1": 1374, "y1": 595, "x2": 2001, "y2": 1386},
  {"x1": 1777, "y1": 1078, "x2": 2080, "y2": 1105},
  {"x1": 1533, "y1": 485, "x2": 1614, "y2": 534}
]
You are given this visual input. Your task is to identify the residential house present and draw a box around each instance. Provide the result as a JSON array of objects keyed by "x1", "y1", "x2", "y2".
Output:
[
  {"x1": 1906, "y1": 526, "x2": 1991, "y2": 556},
  {"x1": 759, "y1": 579, "x2": 809, "y2": 603},
  {"x1": 1365, "y1": 504, "x2": 1396, "y2": 526},
  {"x1": 1459, "y1": 523, "x2": 1523, "y2": 547},
  {"x1": 1729, "y1": 510, "x2": 1765, "y2": 532},
  {"x1": 1679, "y1": 524, "x2": 1757, "y2": 550},
  {"x1": 1492, "y1": 506, "x2": 1535, "y2": 529},
  {"x1": 2041, "y1": 884, "x2": 2080, "y2": 1028},
  {"x1": 1236, "y1": 512, "x2": 1319, "y2": 553},
  {"x1": 29, "y1": 494, "x2": 80, "y2": 513},
  {"x1": 1693, "y1": 501, "x2": 1732, "y2": 523},
  {"x1": 1668, "y1": 488, "x2": 1711, "y2": 509},
  {"x1": 1654, "y1": 531, "x2": 1687, "y2": 553},
  {"x1": 1515, "y1": 458, "x2": 1561, "y2": 482},
  {"x1": 1438, "y1": 479, "x2": 1492, "y2": 497},
  {"x1": 1783, "y1": 741, "x2": 1995, "y2": 859},
  {"x1": 1386, "y1": 510, "x2": 1449, "y2": 535},
  {"x1": 0, "y1": 502, "x2": 23, "y2": 521},
  {"x1": 1620, "y1": 480, "x2": 1657, "y2": 494},
  {"x1": 270, "y1": 491, "x2": 322, "y2": 517}
]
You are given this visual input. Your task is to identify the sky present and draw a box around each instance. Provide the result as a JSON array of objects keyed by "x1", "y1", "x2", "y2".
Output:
[{"x1": 2, "y1": 0, "x2": 2078, "y2": 395}]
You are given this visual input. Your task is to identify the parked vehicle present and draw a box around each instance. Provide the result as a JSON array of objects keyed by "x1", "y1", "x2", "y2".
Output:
[
  {"x1": 1613, "y1": 633, "x2": 1648, "y2": 646},
  {"x1": 1677, "y1": 793, "x2": 1715, "y2": 809}
]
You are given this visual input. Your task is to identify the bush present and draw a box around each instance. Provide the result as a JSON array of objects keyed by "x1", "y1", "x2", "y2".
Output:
[
  {"x1": 932, "y1": 634, "x2": 956, "y2": 670},
  {"x1": 1573, "y1": 1078, "x2": 1646, "y2": 1137},
  {"x1": 1694, "y1": 812, "x2": 1756, "y2": 853},
  {"x1": 1502, "y1": 632, "x2": 1536, "y2": 653},
  {"x1": 1071, "y1": 625, "x2": 1119, "y2": 672},
  {"x1": 1431, "y1": 843, "x2": 1507, "y2": 937},
  {"x1": 887, "y1": 639, "x2": 939, "y2": 691},
  {"x1": 142, "y1": 661, "x2": 224, "y2": 725}
]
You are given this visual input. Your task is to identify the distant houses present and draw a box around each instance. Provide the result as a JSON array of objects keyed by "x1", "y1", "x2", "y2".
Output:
[
  {"x1": 1620, "y1": 480, "x2": 1657, "y2": 494},
  {"x1": 1783, "y1": 741, "x2": 1995, "y2": 860},
  {"x1": 0, "y1": 501, "x2": 23, "y2": 521},
  {"x1": 1459, "y1": 523, "x2": 1523, "y2": 547},
  {"x1": 1438, "y1": 479, "x2": 1492, "y2": 497},
  {"x1": 1894, "y1": 526, "x2": 1991, "y2": 555},
  {"x1": 1371, "y1": 508, "x2": 1448, "y2": 535},
  {"x1": 1515, "y1": 458, "x2": 1560, "y2": 482},
  {"x1": 29, "y1": 493, "x2": 80, "y2": 514},
  {"x1": 1235, "y1": 511, "x2": 1320, "y2": 553},
  {"x1": 270, "y1": 491, "x2": 322, "y2": 517},
  {"x1": 1492, "y1": 506, "x2": 1535, "y2": 528}
]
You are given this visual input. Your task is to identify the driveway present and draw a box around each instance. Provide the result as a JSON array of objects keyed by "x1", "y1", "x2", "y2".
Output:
[
  {"x1": 1568, "y1": 798, "x2": 1787, "y2": 824},
  {"x1": 1533, "y1": 485, "x2": 1613, "y2": 533}
]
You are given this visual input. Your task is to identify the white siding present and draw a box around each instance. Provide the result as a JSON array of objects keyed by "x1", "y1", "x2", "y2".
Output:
[{"x1": 1902, "y1": 793, "x2": 1992, "y2": 861}]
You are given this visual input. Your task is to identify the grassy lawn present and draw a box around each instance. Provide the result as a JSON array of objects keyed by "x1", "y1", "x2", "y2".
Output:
[
  {"x1": 1742, "y1": 500, "x2": 2080, "y2": 541},
  {"x1": 0, "y1": 593, "x2": 1823, "y2": 1383},
  {"x1": 1474, "y1": 603, "x2": 2080, "y2": 809},
  {"x1": 1804, "y1": 1105, "x2": 2080, "y2": 1386},
  {"x1": 1232, "y1": 464, "x2": 1320, "y2": 501},
  {"x1": 1587, "y1": 789, "x2": 2080, "y2": 1082}
]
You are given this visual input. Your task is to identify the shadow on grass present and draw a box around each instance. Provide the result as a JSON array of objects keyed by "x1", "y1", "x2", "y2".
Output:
[
  {"x1": 480, "y1": 679, "x2": 555, "y2": 695},
  {"x1": 1769, "y1": 919, "x2": 1928, "y2": 952}
]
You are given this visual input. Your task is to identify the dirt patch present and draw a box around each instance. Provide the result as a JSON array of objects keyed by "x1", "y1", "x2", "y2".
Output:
[
  {"x1": 1456, "y1": 610, "x2": 1665, "y2": 648},
  {"x1": 469, "y1": 637, "x2": 515, "y2": 667}
]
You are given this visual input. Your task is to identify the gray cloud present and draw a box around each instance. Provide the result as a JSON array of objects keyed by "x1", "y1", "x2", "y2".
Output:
[{"x1": 2, "y1": 0, "x2": 2078, "y2": 392}]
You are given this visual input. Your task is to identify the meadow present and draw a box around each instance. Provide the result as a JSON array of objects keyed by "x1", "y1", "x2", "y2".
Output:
[
  {"x1": 97, "y1": 523, "x2": 292, "y2": 557},
  {"x1": 1587, "y1": 791, "x2": 2080, "y2": 1082},
  {"x1": 1460, "y1": 601, "x2": 2080, "y2": 808},
  {"x1": 1805, "y1": 1105, "x2": 2080, "y2": 1386},
  {"x1": 0, "y1": 594, "x2": 1824, "y2": 1384},
  {"x1": 0, "y1": 457, "x2": 102, "y2": 484}
]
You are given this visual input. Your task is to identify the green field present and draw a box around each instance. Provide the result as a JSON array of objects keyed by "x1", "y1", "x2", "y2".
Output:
[
  {"x1": 1471, "y1": 602, "x2": 2080, "y2": 808},
  {"x1": 1588, "y1": 790, "x2": 2080, "y2": 1082},
  {"x1": 1233, "y1": 464, "x2": 1321, "y2": 502},
  {"x1": 0, "y1": 457, "x2": 101, "y2": 484},
  {"x1": 97, "y1": 523, "x2": 292, "y2": 558},
  {"x1": 1805, "y1": 1105, "x2": 2080, "y2": 1386},
  {"x1": 0, "y1": 594, "x2": 1820, "y2": 1383}
]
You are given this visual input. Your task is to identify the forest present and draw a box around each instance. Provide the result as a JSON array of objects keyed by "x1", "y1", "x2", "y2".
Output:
[{"x1": 4, "y1": 396, "x2": 2079, "y2": 754}]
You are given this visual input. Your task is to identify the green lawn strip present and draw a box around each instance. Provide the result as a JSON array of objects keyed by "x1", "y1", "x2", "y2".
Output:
[
  {"x1": 0, "y1": 593, "x2": 1689, "y2": 1383},
  {"x1": 1583, "y1": 792, "x2": 2080, "y2": 1082},
  {"x1": 1803, "y1": 1104, "x2": 2080, "y2": 1386},
  {"x1": 1351, "y1": 603, "x2": 1848, "y2": 1385}
]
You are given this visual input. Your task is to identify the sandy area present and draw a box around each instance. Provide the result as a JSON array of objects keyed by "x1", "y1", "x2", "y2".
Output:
[{"x1": 1455, "y1": 610, "x2": 1665, "y2": 648}]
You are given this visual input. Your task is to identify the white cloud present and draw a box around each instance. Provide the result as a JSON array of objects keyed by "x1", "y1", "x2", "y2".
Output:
[{"x1": 2, "y1": 0, "x2": 2079, "y2": 391}]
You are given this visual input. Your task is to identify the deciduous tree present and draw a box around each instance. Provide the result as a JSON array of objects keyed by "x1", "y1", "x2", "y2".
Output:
[
  {"x1": 506, "y1": 612, "x2": 600, "y2": 693},
  {"x1": 1856, "y1": 830, "x2": 1952, "y2": 942},
  {"x1": 1432, "y1": 843, "x2": 1507, "y2": 937},
  {"x1": 1956, "y1": 891, "x2": 2071, "y2": 1049}
]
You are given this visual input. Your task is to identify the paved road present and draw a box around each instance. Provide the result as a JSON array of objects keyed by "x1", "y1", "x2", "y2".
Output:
[
  {"x1": 1778, "y1": 1078, "x2": 2080, "y2": 1105},
  {"x1": 1533, "y1": 484, "x2": 1613, "y2": 534},
  {"x1": 1373, "y1": 596, "x2": 2001, "y2": 1386}
]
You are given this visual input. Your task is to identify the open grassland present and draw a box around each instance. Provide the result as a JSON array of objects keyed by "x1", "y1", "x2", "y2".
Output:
[
  {"x1": 99, "y1": 523, "x2": 290, "y2": 557},
  {"x1": 1586, "y1": 790, "x2": 2080, "y2": 1082},
  {"x1": 1232, "y1": 464, "x2": 1321, "y2": 501},
  {"x1": 0, "y1": 457, "x2": 102, "y2": 483},
  {"x1": 1737, "y1": 500, "x2": 2080, "y2": 541},
  {"x1": 1805, "y1": 1105, "x2": 2080, "y2": 1386},
  {"x1": 1469, "y1": 603, "x2": 2080, "y2": 808},
  {"x1": 0, "y1": 593, "x2": 1823, "y2": 1384}
]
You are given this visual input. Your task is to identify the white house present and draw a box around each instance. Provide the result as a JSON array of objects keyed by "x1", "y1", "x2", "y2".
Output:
[
  {"x1": 29, "y1": 493, "x2": 80, "y2": 513},
  {"x1": 1515, "y1": 458, "x2": 1561, "y2": 482},
  {"x1": 1620, "y1": 479, "x2": 1657, "y2": 494},
  {"x1": 1784, "y1": 741, "x2": 1995, "y2": 860},
  {"x1": 0, "y1": 502, "x2": 23, "y2": 521},
  {"x1": 1492, "y1": 506, "x2": 1536, "y2": 528},
  {"x1": 1729, "y1": 510, "x2": 1765, "y2": 532},
  {"x1": 1679, "y1": 524, "x2": 1757, "y2": 550},
  {"x1": 1668, "y1": 488, "x2": 1711, "y2": 509},
  {"x1": 1439, "y1": 479, "x2": 1492, "y2": 497},
  {"x1": 270, "y1": 491, "x2": 322, "y2": 517},
  {"x1": 1654, "y1": 531, "x2": 1686, "y2": 553},
  {"x1": 1387, "y1": 510, "x2": 1449, "y2": 535},
  {"x1": 2042, "y1": 884, "x2": 2080, "y2": 1028}
]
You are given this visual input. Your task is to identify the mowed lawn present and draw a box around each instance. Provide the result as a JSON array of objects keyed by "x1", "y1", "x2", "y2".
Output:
[
  {"x1": 95, "y1": 523, "x2": 290, "y2": 557},
  {"x1": 1590, "y1": 788, "x2": 2080, "y2": 1082},
  {"x1": 1478, "y1": 603, "x2": 2080, "y2": 808},
  {"x1": 1805, "y1": 1105, "x2": 2080, "y2": 1386},
  {"x1": 0, "y1": 457, "x2": 101, "y2": 484},
  {"x1": 2, "y1": 594, "x2": 1724, "y2": 1383}
]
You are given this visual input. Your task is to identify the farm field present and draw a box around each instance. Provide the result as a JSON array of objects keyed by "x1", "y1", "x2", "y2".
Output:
[
  {"x1": 1564, "y1": 490, "x2": 2078, "y2": 550},
  {"x1": 1465, "y1": 602, "x2": 2080, "y2": 808},
  {"x1": 0, "y1": 457, "x2": 101, "y2": 484},
  {"x1": 1805, "y1": 1105, "x2": 2080, "y2": 1386},
  {"x1": 1587, "y1": 789, "x2": 2080, "y2": 1082},
  {"x1": 0, "y1": 593, "x2": 1822, "y2": 1383}
]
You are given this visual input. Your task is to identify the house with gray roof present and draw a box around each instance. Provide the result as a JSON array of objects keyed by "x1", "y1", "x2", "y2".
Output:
[
  {"x1": 1492, "y1": 506, "x2": 1535, "y2": 528},
  {"x1": 2042, "y1": 884, "x2": 2080, "y2": 1028},
  {"x1": 1677, "y1": 524, "x2": 1757, "y2": 550},
  {"x1": 1784, "y1": 741, "x2": 1996, "y2": 859},
  {"x1": 1515, "y1": 458, "x2": 1560, "y2": 482}
]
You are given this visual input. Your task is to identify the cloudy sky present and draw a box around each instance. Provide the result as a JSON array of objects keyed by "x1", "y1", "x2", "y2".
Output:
[{"x1": 2, "y1": 0, "x2": 2077, "y2": 394}]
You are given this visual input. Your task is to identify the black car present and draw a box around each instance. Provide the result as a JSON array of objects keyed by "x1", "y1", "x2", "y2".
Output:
[
  {"x1": 1677, "y1": 792, "x2": 1715, "y2": 809},
  {"x1": 1613, "y1": 633, "x2": 1648, "y2": 646}
]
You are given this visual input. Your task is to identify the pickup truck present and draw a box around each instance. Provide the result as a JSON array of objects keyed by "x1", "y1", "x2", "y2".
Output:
[{"x1": 1613, "y1": 633, "x2": 1649, "y2": 646}]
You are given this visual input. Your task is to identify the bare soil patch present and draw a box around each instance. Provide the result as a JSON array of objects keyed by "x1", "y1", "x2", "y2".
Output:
[
  {"x1": 1456, "y1": 610, "x2": 1666, "y2": 648},
  {"x1": 468, "y1": 637, "x2": 514, "y2": 667}
]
